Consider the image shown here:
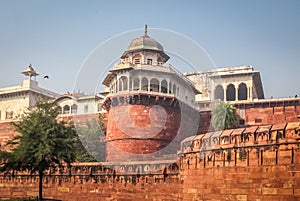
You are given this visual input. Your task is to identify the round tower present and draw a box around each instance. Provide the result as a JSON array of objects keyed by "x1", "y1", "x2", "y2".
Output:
[{"x1": 102, "y1": 26, "x2": 200, "y2": 162}]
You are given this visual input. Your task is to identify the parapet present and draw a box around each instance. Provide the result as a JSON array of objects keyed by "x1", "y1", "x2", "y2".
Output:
[{"x1": 179, "y1": 122, "x2": 300, "y2": 154}]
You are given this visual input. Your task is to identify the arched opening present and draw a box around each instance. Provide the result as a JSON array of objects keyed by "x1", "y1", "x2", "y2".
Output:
[
  {"x1": 121, "y1": 76, "x2": 128, "y2": 91},
  {"x1": 133, "y1": 77, "x2": 140, "y2": 91},
  {"x1": 118, "y1": 79, "x2": 123, "y2": 92},
  {"x1": 57, "y1": 106, "x2": 62, "y2": 114},
  {"x1": 129, "y1": 77, "x2": 132, "y2": 91},
  {"x1": 161, "y1": 79, "x2": 168, "y2": 93},
  {"x1": 71, "y1": 104, "x2": 78, "y2": 114},
  {"x1": 226, "y1": 84, "x2": 236, "y2": 101},
  {"x1": 115, "y1": 80, "x2": 118, "y2": 93},
  {"x1": 173, "y1": 84, "x2": 177, "y2": 95},
  {"x1": 238, "y1": 83, "x2": 247, "y2": 100},
  {"x1": 63, "y1": 105, "x2": 70, "y2": 114},
  {"x1": 214, "y1": 85, "x2": 224, "y2": 101},
  {"x1": 133, "y1": 54, "x2": 142, "y2": 64},
  {"x1": 141, "y1": 77, "x2": 148, "y2": 91},
  {"x1": 150, "y1": 78, "x2": 159, "y2": 92},
  {"x1": 169, "y1": 81, "x2": 172, "y2": 93}
]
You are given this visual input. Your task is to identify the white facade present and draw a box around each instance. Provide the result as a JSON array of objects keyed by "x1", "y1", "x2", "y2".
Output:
[
  {"x1": 54, "y1": 94, "x2": 103, "y2": 116},
  {"x1": 185, "y1": 66, "x2": 264, "y2": 103},
  {"x1": 0, "y1": 66, "x2": 59, "y2": 121}
]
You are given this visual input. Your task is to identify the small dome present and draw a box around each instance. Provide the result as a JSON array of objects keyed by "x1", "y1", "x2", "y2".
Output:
[
  {"x1": 121, "y1": 26, "x2": 170, "y2": 62},
  {"x1": 21, "y1": 64, "x2": 39, "y2": 77},
  {"x1": 128, "y1": 35, "x2": 164, "y2": 52}
]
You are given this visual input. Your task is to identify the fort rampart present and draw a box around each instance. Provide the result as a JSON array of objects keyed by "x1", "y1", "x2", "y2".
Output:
[{"x1": 1, "y1": 121, "x2": 300, "y2": 200}]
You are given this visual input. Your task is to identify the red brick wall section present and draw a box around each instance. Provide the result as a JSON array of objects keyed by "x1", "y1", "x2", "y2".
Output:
[
  {"x1": 180, "y1": 146, "x2": 300, "y2": 201},
  {"x1": 105, "y1": 97, "x2": 181, "y2": 162},
  {"x1": 0, "y1": 175, "x2": 181, "y2": 201},
  {"x1": 235, "y1": 101, "x2": 300, "y2": 126},
  {"x1": 0, "y1": 122, "x2": 19, "y2": 150}
]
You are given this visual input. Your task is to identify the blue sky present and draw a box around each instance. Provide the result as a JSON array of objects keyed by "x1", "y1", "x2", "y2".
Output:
[{"x1": 0, "y1": 0, "x2": 299, "y2": 98}]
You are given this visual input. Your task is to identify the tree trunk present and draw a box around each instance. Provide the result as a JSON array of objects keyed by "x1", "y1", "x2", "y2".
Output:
[{"x1": 39, "y1": 170, "x2": 43, "y2": 200}]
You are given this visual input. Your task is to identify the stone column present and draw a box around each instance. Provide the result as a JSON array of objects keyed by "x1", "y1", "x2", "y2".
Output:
[
  {"x1": 235, "y1": 85, "x2": 239, "y2": 101},
  {"x1": 148, "y1": 78, "x2": 150, "y2": 92},
  {"x1": 139, "y1": 77, "x2": 142, "y2": 92},
  {"x1": 224, "y1": 85, "x2": 227, "y2": 101},
  {"x1": 159, "y1": 79, "x2": 161, "y2": 93},
  {"x1": 248, "y1": 87, "x2": 251, "y2": 100}
]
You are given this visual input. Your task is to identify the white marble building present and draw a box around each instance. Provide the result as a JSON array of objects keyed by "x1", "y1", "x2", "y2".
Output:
[{"x1": 0, "y1": 65, "x2": 59, "y2": 121}]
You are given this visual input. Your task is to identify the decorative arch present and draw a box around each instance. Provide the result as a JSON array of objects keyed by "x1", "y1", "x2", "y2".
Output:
[
  {"x1": 133, "y1": 54, "x2": 142, "y2": 64},
  {"x1": 133, "y1": 77, "x2": 140, "y2": 91},
  {"x1": 150, "y1": 78, "x2": 159, "y2": 92},
  {"x1": 226, "y1": 84, "x2": 236, "y2": 101},
  {"x1": 141, "y1": 77, "x2": 148, "y2": 91},
  {"x1": 214, "y1": 84, "x2": 224, "y2": 101},
  {"x1": 57, "y1": 106, "x2": 62, "y2": 114},
  {"x1": 120, "y1": 76, "x2": 128, "y2": 91},
  {"x1": 63, "y1": 105, "x2": 70, "y2": 114},
  {"x1": 71, "y1": 104, "x2": 78, "y2": 114},
  {"x1": 238, "y1": 83, "x2": 247, "y2": 100},
  {"x1": 118, "y1": 78, "x2": 123, "y2": 92},
  {"x1": 161, "y1": 79, "x2": 168, "y2": 93},
  {"x1": 173, "y1": 84, "x2": 177, "y2": 95}
]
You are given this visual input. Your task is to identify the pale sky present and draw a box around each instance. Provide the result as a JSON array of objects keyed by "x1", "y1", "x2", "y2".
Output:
[{"x1": 0, "y1": 0, "x2": 300, "y2": 98}]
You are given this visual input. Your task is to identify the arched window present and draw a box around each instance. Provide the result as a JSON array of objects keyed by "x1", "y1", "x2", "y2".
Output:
[
  {"x1": 115, "y1": 80, "x2": 118, "y2": 93},
  {"x1": 169, "y1": 81, "x2": 172, "y2": 93},
  {"x1": 118, "y1": 79, "x2": 123, "y2": 92},
  {"x1": 226, "y1": 84, "x2": 236, "y2": 101},
  {"x1": 141, "y1": 77, "x2": 148, "y2": 91},
  {"x1": 173, "y1": 84, "x2": 177, "y2": 95},
  {"x1": 133, "y1": 77, "x2": 140, "y2": 91},
  {"x1": 120, "y1": 76, "x2": 128, "y2": 91},
  {"x1": 71, "y1": 104, "x2": 78, "y2": 114},
  {"x1": 133, "y1": 54, "x2": 142, "y2": 64},
  {"x1": 57, "y1": 106, "x2": 62, "y2": 114},
  {"x1": 129, "y1": 77, "x2": 132, "y2": 91},
  {"x1": 214, "y1": 85, "x2": 224, "y2": 101},
  {"x1": 161, "y1": 79, "x2": 168, "y2": 93},
  {"x1": 150, "y1": 78, "x2": 159, "y2": 92},
  {"x1": 238, "y1": 83, "x2": 247, "y2": 100},
  {"x1": 63, "y1": 105, "x2": 70, "y2": 114}
]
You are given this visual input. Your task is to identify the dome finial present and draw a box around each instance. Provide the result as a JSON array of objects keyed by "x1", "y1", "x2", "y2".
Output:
[{"x1": 144, "y1": 24, "x2": 148, "y2": 36}]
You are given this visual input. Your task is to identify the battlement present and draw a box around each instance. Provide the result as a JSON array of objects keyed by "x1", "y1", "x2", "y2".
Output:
[{"x1": 180, "y1": 122, "x2": 300, "y2": 155}]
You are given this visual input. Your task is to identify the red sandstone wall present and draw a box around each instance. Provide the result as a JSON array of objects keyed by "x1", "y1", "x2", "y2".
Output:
[
  {"x1": 0, "y1": 174, "x2": 181, "y2": 201},
  {"x1": 198, "y1": 110, "x2": 212, "y2": 134},
  {"x1": 180, "y1": 145, "x2": 300, "y2": 201},
  {"x1": 2, "y1": 145, "x2": 300, "y2": 201},
  {"x1": 236, "y1": 101, "x2": 300, "y2": 126},
  {"x1": 198, "y1": 100, "x2": 300, "y2": 134},
  {"x1": 105, "y1": 95, "x2": 182, "y2": 162},
  {"x1": 0, "y1": 122, "x2": 19, "y2": 150}
]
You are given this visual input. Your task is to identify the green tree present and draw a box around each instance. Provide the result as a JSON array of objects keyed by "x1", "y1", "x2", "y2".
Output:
[
  {"x1": 211, "y1": 102, "x2": 238, "y2": 131},
  {"x1": 0, "y1": 101, "x2": 77, "y2": 200},
  {"x1": 75, "y1": 114, "x2": 106, "y2": 162}
]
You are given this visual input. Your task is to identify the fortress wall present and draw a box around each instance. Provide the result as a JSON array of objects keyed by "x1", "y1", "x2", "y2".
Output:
[
  {"x1": 180, "y1": 145, "x2": 300, "y2": 201},
  {"x1": 1, "y1": 144, "x2": 300, "y2": 201},
  {"x1": 0, "y1": 122, "x2": 19, "y2": 150},
  {"x1": 0, "y1": 174, "x2": 181, "y2": 201},
  {"x1": 236, "y1": 100, "x2": 300, "y2": 126}
]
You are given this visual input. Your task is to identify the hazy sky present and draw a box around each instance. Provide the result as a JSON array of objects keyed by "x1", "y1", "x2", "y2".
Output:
[{"x1": 0, "y1": 0, "x2": 299, "y2": 98}]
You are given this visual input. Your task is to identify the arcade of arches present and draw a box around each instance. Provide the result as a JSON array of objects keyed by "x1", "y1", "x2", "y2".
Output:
[
  {"x1": 110, "y1": 76, "x2": 179, "y2": 96},
  {"x1": 214, "y1": 83, "x2": 248, "y2": 101}
]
